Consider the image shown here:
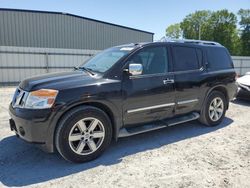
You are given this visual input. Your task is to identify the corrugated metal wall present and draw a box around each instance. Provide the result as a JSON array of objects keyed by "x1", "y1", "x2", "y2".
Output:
[
  {"x1": 231, "y1": 56, "x2": 250, "y2": 75},
  {"x1": 0, "y1": 46, "x2": 100, "y2": 85},
  {"x1": 0, "y1": 9, "x2": 153, "y2": 85},
  {"x1": 0, "y1": 9, "x2": 153, "y2": 50}
]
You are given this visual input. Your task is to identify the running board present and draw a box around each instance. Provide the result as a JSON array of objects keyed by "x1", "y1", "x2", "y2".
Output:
[{"x1": 118, "y1": 112, "x2": 200, "y2": 138}]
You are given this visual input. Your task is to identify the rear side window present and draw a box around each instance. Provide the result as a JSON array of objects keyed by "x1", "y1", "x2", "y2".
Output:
[
  {"x1": 206, "y1": 47, "x2": 233, "y2": 70},
  {"x1": 173, "y1": 46, "x2": 200, "y2": 71}
]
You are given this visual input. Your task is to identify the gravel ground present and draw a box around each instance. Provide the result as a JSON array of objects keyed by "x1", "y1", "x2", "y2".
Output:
[{"x1": 0, "y1": 87, "x2": 250, "y2": 188}]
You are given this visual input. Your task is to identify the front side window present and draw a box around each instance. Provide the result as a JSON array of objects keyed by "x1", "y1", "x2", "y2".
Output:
[
  {"x1": 173, "y1": 46, "x2": 200, "y2": 71},
  {"x1": 80, "y1": 46, "x2": 134, "y2": 73},
  {"x1": 128, "y1": 46, "x2": 168, "y2": 75}
]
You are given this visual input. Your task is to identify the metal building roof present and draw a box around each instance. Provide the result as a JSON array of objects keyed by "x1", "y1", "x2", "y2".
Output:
[
  {"x1": 0, "y1": 8, "x2": 154, "y2": 34},
  {"x1": 0, "y1": 8, "x2": 154, "y2": 50}
]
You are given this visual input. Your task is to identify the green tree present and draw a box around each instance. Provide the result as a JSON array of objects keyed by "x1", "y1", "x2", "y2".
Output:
[
  {"x1": 238, "y1": 9, "x2": 250, "y2": 56},
  {"x1": 180, "y1": 10, "x2": 211, "y2": 40},
  {"x1": 180, "y1": 9, "x2": 239, "y2": 55},
  {"x1": 165, "y1": 23, "x2": 182, "y2": 39},
  {"x1": 207, "y1": 10, "x2": 239, "y2": 54}
]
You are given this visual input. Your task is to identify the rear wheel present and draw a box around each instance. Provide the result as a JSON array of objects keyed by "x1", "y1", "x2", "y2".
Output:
[
  {"x1": 199, "y1": 91, "x2": 227, "y2": 126},
  {"x1": 55, "y1": 106, "x2": 112, "y2": 163}
]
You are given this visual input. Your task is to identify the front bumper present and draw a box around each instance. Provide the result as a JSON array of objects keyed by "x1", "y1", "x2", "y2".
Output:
[{"x1": 9, "y1": 104, "x2": 55, "y2": 152}]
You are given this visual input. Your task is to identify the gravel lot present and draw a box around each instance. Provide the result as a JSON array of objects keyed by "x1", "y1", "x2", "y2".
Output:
[{"x1": 0, "y1": 87, "x2": 250, "y2": 188}]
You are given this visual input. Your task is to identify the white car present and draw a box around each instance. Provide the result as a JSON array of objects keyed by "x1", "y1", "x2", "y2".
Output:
[{"x1": 236, "y1": 72, "x2": 250, "y2": 100}]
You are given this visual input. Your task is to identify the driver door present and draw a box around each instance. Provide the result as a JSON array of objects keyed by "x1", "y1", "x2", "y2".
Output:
[{"x1": 122, "y1": 45, "x2": 175, "y2": 126}]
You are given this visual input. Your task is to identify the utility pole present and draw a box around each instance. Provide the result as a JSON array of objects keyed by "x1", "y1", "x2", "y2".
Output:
[{"x1": 198, "y1": 24, "x2": 201, "y2": 40}]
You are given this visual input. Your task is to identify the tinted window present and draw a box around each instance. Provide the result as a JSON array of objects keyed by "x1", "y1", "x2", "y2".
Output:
[
  {"x1": 173, "y1": 46, "x2": 199, "y2": 71},
  {"x1": 207, "y1": 47, "x2": 233, "y2": 70},
  {"x1": 129, "y1": 46, "x2": 168, "y2": 75}
]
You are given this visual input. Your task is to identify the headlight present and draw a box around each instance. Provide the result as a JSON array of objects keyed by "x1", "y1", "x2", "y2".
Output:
[{"x1": 24, "y1": 89, "x2": 58, "y2": 109}]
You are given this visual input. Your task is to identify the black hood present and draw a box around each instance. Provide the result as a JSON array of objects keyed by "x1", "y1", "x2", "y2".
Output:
[{"x1": 19, "y1": 71, "x2": 99, "y2": 91}]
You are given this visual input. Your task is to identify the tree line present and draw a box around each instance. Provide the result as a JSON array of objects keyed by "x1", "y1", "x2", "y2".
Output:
[{"x1": 165, "y1": 9, "x2": 250, "y2": 56}]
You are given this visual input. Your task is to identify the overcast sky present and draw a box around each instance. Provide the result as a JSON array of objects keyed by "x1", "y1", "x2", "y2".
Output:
[{"x1": 1, "y1": 0, "x2": 250, "y2": 40}]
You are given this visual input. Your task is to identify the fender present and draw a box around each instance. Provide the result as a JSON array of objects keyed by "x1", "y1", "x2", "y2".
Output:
[
  {"x1": 201, "y1": 84, "x2": 229, "y2": 111},
  {"x1": 45, "y1": 97, "x2": 122, "y2": 152}
]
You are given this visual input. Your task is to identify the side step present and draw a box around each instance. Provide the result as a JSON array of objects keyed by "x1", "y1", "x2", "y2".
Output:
[{"x1": 118, "y1": 112, "x2": 200, "y2": 138}]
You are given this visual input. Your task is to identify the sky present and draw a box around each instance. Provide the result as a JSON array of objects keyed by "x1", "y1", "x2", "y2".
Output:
[{"x1": 1, "y1": 0, "x2": 250, "y2": 40}]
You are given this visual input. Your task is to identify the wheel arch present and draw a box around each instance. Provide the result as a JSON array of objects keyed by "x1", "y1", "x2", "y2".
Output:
[
  {"x1": 204, "y1": 85, "x2": 229, "y2": 110},
  {"x1": 52, "y1": 101, "x2": 119, "y2": 151}
]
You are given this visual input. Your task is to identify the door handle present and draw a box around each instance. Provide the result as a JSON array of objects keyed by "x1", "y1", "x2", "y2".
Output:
[{"x1": 163, "y1": 78, "x2": 175, "y2": 85}]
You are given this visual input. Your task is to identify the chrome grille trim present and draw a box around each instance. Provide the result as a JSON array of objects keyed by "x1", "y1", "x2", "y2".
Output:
[{"x1": 12, "y1": 88, "x2": 28, "y2": 108}]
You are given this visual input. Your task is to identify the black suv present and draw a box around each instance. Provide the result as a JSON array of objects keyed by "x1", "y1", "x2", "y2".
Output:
[{"x1": 9, "y1": 40, "x2": 237, "y2": 163}]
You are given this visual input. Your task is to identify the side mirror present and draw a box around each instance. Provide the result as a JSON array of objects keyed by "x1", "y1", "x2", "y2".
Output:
[{"x1": 129, "y1": 64, "x2": 143, "y2": 76}]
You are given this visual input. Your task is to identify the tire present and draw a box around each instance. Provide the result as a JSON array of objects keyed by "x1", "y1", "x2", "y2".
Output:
[
  {"x1": 55, "y1": 106, "x2": 112, "y2": 163},
  {"x1": 199, "y1": 91, "x2": 227, "y2": 126}
]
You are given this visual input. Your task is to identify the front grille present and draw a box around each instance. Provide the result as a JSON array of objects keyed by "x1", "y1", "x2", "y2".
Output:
[
  {"x1": 9, "y1": 119, "x2": 17, "y2": 132},
  {"x1": 12, "y1": 88, "x2": 28, "y2": 108}
]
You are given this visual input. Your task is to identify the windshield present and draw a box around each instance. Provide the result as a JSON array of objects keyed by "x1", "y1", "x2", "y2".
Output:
[{"x1": 79, "y1": 46, "x2": 134, "y2": 73}]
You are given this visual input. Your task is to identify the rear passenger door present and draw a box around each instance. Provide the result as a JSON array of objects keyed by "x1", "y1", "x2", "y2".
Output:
[{"x1": 171, "y1": 45, "x2": 205, "y2": 115}]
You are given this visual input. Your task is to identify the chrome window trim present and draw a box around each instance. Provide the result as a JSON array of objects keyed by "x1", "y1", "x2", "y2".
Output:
[
  {"x1": 127, "y1": 102, "x2": 175, "y2": 113},
  {"x1": 129, "y1": 67, "x2": 204, "y2": 79},
  {"x1": 129, "y1": 72, "x2": 170, "y2": 79},
  {"x1": 169, "y1": 67, "x2": 204, "y2": 75},
  {"x1": 177, "y1": 99, "x2": 199, "y2": 105}
]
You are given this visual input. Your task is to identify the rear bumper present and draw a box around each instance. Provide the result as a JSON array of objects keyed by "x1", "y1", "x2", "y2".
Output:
[
  {"x1": 9, "y1": 104, "x2": 55, "y2": 152},
  {"x1": 227, "y1": 82, "x2": 238, "y2": 101},
  {"x1": 237, "y1": 87, "x2": 250, "y2": 100}
]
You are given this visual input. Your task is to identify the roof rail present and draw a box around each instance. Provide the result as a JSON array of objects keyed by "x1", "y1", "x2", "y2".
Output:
[{"x1": 159, "y1": 37, "x2": 221, "y2": 46}]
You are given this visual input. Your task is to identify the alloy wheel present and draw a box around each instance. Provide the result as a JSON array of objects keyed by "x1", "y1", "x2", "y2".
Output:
[
  {"x1": 208, "y1": 97, "x2": 224, "y2": 122},
  {"x1": 68, "y1": 117, "x2": 105, "y2": 155}
]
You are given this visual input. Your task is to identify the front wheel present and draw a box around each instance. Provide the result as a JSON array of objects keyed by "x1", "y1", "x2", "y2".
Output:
[
  {"x1": 199, "y1": 91, "x2": 227, "y2": 126},
  {"x1": 55, "y1": 106, "x2": 112, "y2": 163}
]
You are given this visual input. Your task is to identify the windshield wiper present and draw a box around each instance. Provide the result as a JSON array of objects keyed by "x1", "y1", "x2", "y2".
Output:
[{"x1": 74, "y1": 66, "x2": 95, "y2": 76}]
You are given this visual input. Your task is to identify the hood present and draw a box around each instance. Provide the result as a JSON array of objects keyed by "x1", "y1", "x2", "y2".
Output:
[
  {"x1": 237, "y1": 74, "x2": 250, "y2": 86},
  {"x1": 19, "y1": 70, "x2": 99, "y2": 91}
]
